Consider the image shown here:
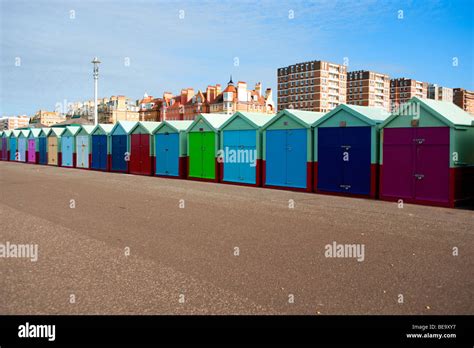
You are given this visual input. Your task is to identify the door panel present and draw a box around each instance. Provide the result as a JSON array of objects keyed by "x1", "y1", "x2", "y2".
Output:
[
  {"x1": 155, "y1": 134, "x2": 166, "y2": 175},
  {"x1": 222, "y1": 130, "x2": 240, "y2": 182},
  {"x1": 39, "y1": 138, "x2": 47, "y2": 164},
  {"x1": 156, "y1": 133, "x2": 179, "y2": 176},
  {"x1": 2, "y1": 138, "x2": 7, "y2": 160},
  {"x1": 62, "y1": 136, "x2": 74, "y2": 167},
  {"x1": 166, "y1": 133, "x2": 179, "y2": 176},
  {"x1": 112, "y1": 135, "x2": 127, "y2": 171},
  {"x1": 382, "y1": 128, "x2": 415, "y2": 199},
  {"x1": 188, "y1": 132, "x2": 203, "y2": 178},
  {"x1": 92, "y1": 135, "x2": 107, "y2": 170},
  {"x1": 130, "y1": 134, "x2": 141, "y2": 174},
  {"x1": 318, "y1": 127, "x2": 343, "y2": 192},
  {"x1": 18, "y1": 138, "x2": 26, "y2": 162},
  {"x1": 341, "y1": 127, "x2": 371, "y2": 195},
  {"x1": 265, "y1": 130, "x2": 286, "y2": 186},
  {"x1": 10, "y1": 139, "x2": 17, "y2": 161},
  {"x1": 286, "y1": 129, "x2": 307, "y2": 188},
  {"x1": 202, "y1": 132, "x2": 215, "y2": 179},
  {"x1": 414, "y1": 127, "x2": 449, "y2": 203},
  {"x1": 139, "y1": 134, "x2": 151, "y2": 175},
  {"x1": 28, "y1": 139, "x2": 36, "y2": 162},
  {"x1": 48, "y1": 137, "x2": 58, "y2": 165},
  {"x1": 239, "y1": 130, "x2": 257, "y2": 184},
  {"x1": 76, "y1": 136, "x2": 89, "y2": 168}
]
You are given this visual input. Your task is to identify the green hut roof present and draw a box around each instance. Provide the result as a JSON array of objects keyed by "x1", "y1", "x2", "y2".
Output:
[
  {"x1": 382, "y1": 97, "x2": 474, "y2": 128},
  {"x1": 29, "y1": 129, "x2": 42, "y2": 137},
  {"x1": 11, "y1": 130, "x2": 21, "y2": 137},
  {"x1": 162, "y1": 120, "x2": 194, "y2": 132},
  {"x1": 313, "y1": 104, "x2": 390, "y2": 127},
  {"x1": 65, "y1": 126, "x2": 81, "y2": 136},
  {"x1": 262, "y1": 109, "x2": 326, "y2": 129},
  {"x1": 3, "y1": 130, "x2": 12, "y2": 137},
  {"x1": 79, "y1": 125, "x2": 95, "y2": 134},
  {"x1": 192, "y1": 113, "x2": 233, "y2": 131},
  {"x1": 111, "y1": 121, "x2": 137, "y2": 135},
  {"x1": 50, "y1": 127, "x2": 66, "y2": 137},
  {"x1": 93, "y1": 124, "x2": 114, "y2": 135},
  {"x1": 220, "y1": 112, "x2": 277, "y2": 130},
  {"x1": 20, "y1": 129, "x2": 31, "y2": 137},
  {"x1": 131, "y1": 121, "x2": 161, "y2": 134},
  {"x1": 39, "y1": 128, "x2": 52, "y2": 137}
]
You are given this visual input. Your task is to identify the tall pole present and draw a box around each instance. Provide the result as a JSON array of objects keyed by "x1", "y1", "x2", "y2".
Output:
[{"x1": 91, "y1": 57, "x2": 101, "y2": 125}]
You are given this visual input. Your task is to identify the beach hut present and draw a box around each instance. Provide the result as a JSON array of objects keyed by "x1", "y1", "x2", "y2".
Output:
[
  {"x1": 218, "y1": 112, "x2": 276, "y2": 186},
  {"x1": 9, "y1": 130, "x2": 20, "y2": 161},
  {"x1": 90, "y1": 124, "x2": 114, "y2": 171},
  {"x1": 186, "y1": 113, "x2": 232, "y2": 182},
  {"x1": 312, "y1": 104, "x2": 389, "y2": 198},
  {"x1": 38, "y1": 128, "x2": 51, "y2": 165},
  {"x1": 27, "y1": 129, "x2": 42, "y2": 163},
  {"x1": 47, "y1": 127, "x2": 66, "y2": 166},
  {"x1": 261, "y1": 109, "x2": 325, "y2": 192},
  {"x1": 2, "y1": 130, "x2": 11, "y2": 160},
  {"x1": 379, "y1": 97, "x2": 474, "y2": 208},
  {"x1": 153, "y1": 120, "x2": 193, "y2": 178},
  {"x1": 61, "y1": 126, "x2": 81, "y2": 167},
  {"x1": 16, "y1": 129, "x2": 30, "y2": 162},
  {"x1": 129, "y1": 121, "x2": 161, "y2": 176},
  {"x1": 110, "y1": 121, "x2": 137, "y2": 173},
  {"x1": 75, "y1": 125, "x2": 95, "y2": 169}
]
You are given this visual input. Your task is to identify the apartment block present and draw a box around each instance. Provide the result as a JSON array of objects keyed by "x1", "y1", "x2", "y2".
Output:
[
  {"x1": 30, "y1": 110, "x2": 65, "y2": 127},
  {"x1": 1, "y1": 115, "x2": 30, "y2": 130},
  {"x1": 347, "y1": 70, "x2": 390, "y2": 111},
  {"x1": 390, "y1": 78, "x2": 428, "y2": 111},
  {"x1": 427, "y1": 84, "x2": 453, "y2": 102},
  {"x1": 453, "y1": 88, "x2": 474, "y2": 116},
  {"x1": 64, "y1": 96, "x2": 139, "y2": 124},
  {"x1": 277, "y1": 60, "x2": 347, "y2": 112}
]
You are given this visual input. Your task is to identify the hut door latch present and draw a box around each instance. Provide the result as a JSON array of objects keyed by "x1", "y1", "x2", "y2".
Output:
[
  {"x1": 414, "y1": 174, "x2": 424, "y2": 180},
  {"x1": 340, "y1": 184, "x2": 351, "y2": 190},
  {"x1": 413, "y1": 138, "x2": 425, "y2": 144}
]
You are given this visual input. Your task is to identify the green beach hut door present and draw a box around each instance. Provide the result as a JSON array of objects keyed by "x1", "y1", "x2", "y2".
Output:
[{"x1": 189, "y1": 132, "x2": 215, "y2": 179}]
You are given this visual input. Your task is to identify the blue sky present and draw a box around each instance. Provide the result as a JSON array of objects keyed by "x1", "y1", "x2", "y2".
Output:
[{"x1": 1, "y1": 0, "x2": 473, "y2": 116}]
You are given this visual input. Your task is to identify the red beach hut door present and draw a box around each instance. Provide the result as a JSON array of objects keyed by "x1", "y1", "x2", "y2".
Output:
[
  {"x1": 130, "y1": 134, "x2": 150, "y2": 175},
  {"x1": 139, "y1": 134, "x2": 151, "y2": 175}
]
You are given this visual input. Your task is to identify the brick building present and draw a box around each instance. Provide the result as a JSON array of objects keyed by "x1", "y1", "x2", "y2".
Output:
[
  {"x1": 390, "y1": 78, "x2": 428, "y2": 111},
  {"x1": 347, "y1": 70, "x2": 390, "y2": 111},
  {"x1": 453, "y1": 88, "x2": 474, "y2": 116},
  {"x1": 30, "y1": 110, "x2": 65, "y2": 127},
  {"x1": 209, "y1": 78, "x2": 274, "y2": 115},
  {"x1": 277, "y1": 60, "x2": 347, "y2": 112}
]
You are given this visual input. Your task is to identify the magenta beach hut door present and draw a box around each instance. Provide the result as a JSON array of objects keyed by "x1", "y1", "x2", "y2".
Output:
[
  {"x1": 28, "y1": 139, "x2": 36, "y2": 163},
  {"x1": 382, "y1": 127, "x2": 450, "y2": 205}
]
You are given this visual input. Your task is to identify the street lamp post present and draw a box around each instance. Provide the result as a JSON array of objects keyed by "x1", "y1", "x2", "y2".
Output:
[{"x1": 91, "y1": 57, "x2": 101, "y2": 125}]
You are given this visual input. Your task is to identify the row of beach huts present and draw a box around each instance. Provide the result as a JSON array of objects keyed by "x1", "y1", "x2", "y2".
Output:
[{"x1": 1, "y1": 97, "x2": 473, "y2": 208}]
